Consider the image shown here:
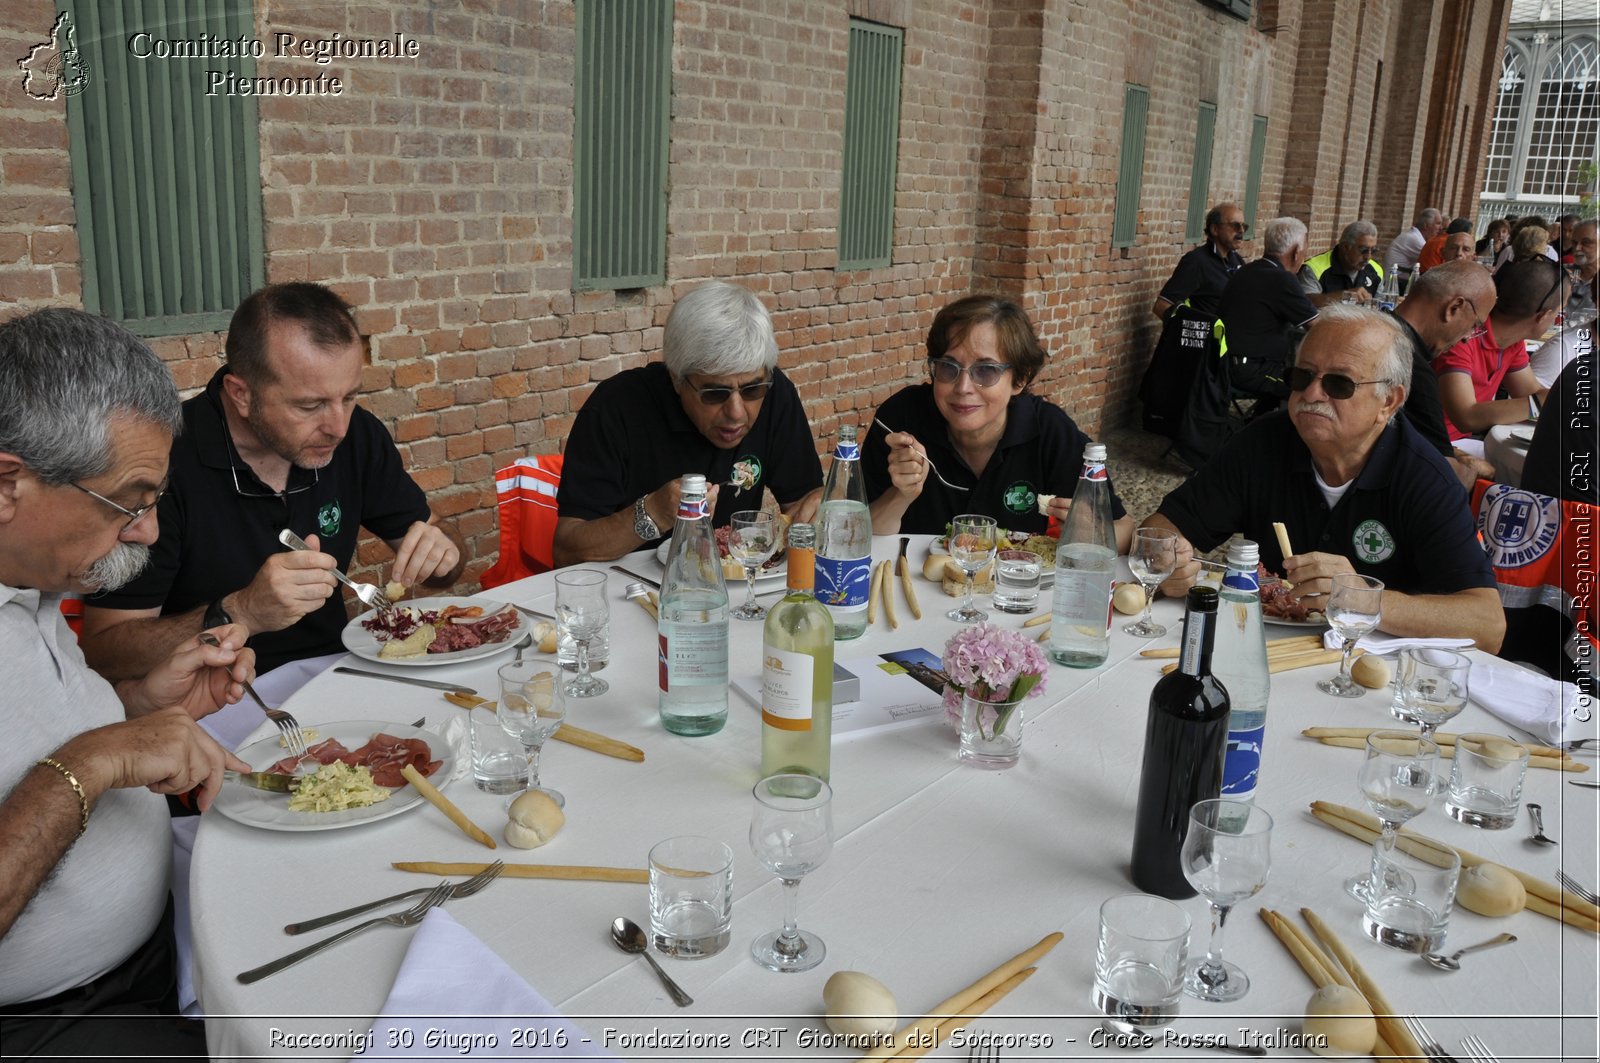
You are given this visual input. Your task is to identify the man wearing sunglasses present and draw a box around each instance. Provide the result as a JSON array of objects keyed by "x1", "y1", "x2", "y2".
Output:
[
  {"x1": 1300, "y1": 220, "x2": 1385, "y2": 307},
  {"x1": 553, "y1": 281, "x2": 823, "y2": 565},
  {"x1": 1215, "y1": 216, "x2": 1320, "y2": 405},
  {"x1": 1150, "y1": 203, "x2": 1248, "y2": 322},
  {"x1": 1148, "y1": 305, "x2": 1504, "y2": 651}
]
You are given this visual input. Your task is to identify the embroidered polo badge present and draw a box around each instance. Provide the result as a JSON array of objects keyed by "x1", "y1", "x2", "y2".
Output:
[
  {"x1": 1476, "y1": 484, "x2": 1559, "y2": 570},
  {"x1": 1352, "y1": 519, "x2": 1395, "y2": 563},
  {"x1": 1002, "y1": 482, "x2": 1037, "y2": 516},
  {"x1": 317, "y1": 501, "x2": 342, "y2": 537},
  {"x1": 730, "y1": 456, "x2": 762, "y2": 492}
]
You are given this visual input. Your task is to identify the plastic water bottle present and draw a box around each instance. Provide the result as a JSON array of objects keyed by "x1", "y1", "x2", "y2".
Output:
[
  {"x1": 814, "y1": 424, "x2": 872, "y2": 640},
  {"x1": 1049, "y1": 443, "x2": 1116, "y2": 668},
  {"x1": 657, "y1": 474, "x2": 730, "y2": 736},
  {"x1": 1213, "y1": 538, "x2": 1270, "y2": 803},
  {"x1": 1375, "y1": 270, "x2": 1397, "y2": 313}
]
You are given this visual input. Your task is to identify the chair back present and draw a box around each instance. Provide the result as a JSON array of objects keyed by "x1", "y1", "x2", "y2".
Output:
[{"x1": 480, "y1": 454, "x2": 564, "y2": 589}]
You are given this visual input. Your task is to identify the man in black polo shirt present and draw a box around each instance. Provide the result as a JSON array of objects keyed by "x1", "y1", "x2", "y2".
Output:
[
  {"x1": 1216, "y1": 216, "x2": 1319, "y2": 403},
  {"x1": 1151, "y1": 202, "x2": 1247, "y2": 322},
  {"x1": 1301, "y1": 220, "x2": 1384, "y2": 306},
  {"x1": 81, "y1": 284, "x2": 464, "y2": 677},
  {"x1": 1148, "y1": 305, "x2": 1504, "y2": 651},
  {"x1": 553, "y1": 281, "x2": 823, "y2": 566}
]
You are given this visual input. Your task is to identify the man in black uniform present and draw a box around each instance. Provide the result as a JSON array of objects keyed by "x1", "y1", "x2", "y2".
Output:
[
  {"x1": 1147, "y1": 305, "x2": 1504, "y2": 651},
  {"x1": 1301, "y1": 220, "x2": 1385, "y2": 307},
  {"x1": 553, "y1": 281, "x2": 823, "y2": 566},
  {"x1": 82, "y1": 283, "x2": 464, "y2": 677},
  {"x1": 1151, "y1": 202, "x2": 1247, "y2": 322},
  {"x1": 1215, "y1": 216, "x2": 1319, "y2": 403}
]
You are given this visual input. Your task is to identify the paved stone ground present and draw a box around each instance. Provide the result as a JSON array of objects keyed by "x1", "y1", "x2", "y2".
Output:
[{"x1": 1103, "y1": 424, "x2": 1192, "y2": 525}]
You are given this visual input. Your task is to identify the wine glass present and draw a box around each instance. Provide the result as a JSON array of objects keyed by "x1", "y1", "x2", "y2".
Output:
[
  {"x1": 1393, "y1": 648, "x2": 1471, "y2": 742},
  {"x1": 1343, "y1": 730, "x2": 1439, "y2": 899},
  {"x1": 555, "y1": 568, "x2": 609, "y2": 697},
  {"x1": 748, "y1": 773, "x2": 834, "y2": 972},
  {"x1": 946, "y1": 514, "x2": 998, "y2": 623},
  {"x1": 1180, "y1": 799, "x2": 1273, "y2": 1003},
  {"x1": 1318, "y1": 573, "x2": 1384, "y2": 697},
  {"x1": 728, "y1": 510, "x2": 779, "y2": 621},
  {"x1": 497, "y1": 660, "x2": 569, "y2": 808},
  {"x1": 1124, "y1": 527, "x2": 1179, "y2": 637}
]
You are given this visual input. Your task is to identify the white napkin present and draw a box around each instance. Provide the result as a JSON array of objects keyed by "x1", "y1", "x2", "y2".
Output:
[
  {"x1": 438, "y1": 713, "x2": 471, "y2": 783},
  {"x1": 1467, "y1": 659, "x2": 1598, "y2": 746},
  {"x1": 1321, "y1": 631, "x2": 1476, "y2": 654},
  {"x1": 363, "y1": 909, "x2": 618, "y2": 1060}
]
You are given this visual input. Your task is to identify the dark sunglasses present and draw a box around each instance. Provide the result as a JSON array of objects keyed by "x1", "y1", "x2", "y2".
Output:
[
  {"x1": 1285, "y1": 366, "x2": 1386, "y2": 400},
  {"x1": 928, "y1": 358, "x2": 1013, "y2": 388},
  {"x1": 1353, "y1": 245, "x2": 1378, "y2": 258},
  {"x1": 1225, "y1": 221, "x2": 1249, "y2": 233},
  {"x1": 692, "y1": 378, "x2": 771, "y2": 407}
]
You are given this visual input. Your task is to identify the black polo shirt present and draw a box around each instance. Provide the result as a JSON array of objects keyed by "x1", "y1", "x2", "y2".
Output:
[
  {"x1": 1158, "y1": 242, "x2": 1244, "y2": 318},
  {"x1": 1394, "y1": 316, "x2": 1453, "y2": 457},
  {"x1": 93, "y1": 368, "x2": 430, "y2": 674},
  {"x1": 861, "y1": 385, "x2": 1128, "y2": 535},
  {"x1": 1307, "y1": 251, "x2": 1383, "y2": 297},
  {"x1": 1157, "y1": 411, "x2": 1495, "y2": 594},
  {"x1": 1218, "y1": 257, "x2": 1319, "y2": 368},
  {"x1": 1523, "y1": 351, "x2": 1597, "y2": 504},
  {"x1": 556, "y1": 363, "x2": 822, "y2": 537}
]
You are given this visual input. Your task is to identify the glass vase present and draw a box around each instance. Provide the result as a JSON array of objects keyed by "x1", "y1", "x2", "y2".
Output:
[{"x1": 958, "y1": 692, "x2": 1025, "y2": 769}]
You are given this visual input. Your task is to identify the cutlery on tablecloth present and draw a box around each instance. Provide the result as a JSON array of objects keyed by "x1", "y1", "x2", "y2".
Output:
[
  {"x1": 1526, "y1": 802, "x2": 1558, "y2": 845},
  {"x1": 237, "y1": 882, "x2": 451, "y2": 984},
  {"x1": 610, "y1": 917, "x2": 693, "y2": 1006},
  {"x1": 333, "y1": 666, "x2": 477, "y2": 695},
  {"x1": 609, "y1": 564, "x2": 660, "y2": 590},
  {"x1": 285, "y1": 862, "x2": 505, "y2": 935}
]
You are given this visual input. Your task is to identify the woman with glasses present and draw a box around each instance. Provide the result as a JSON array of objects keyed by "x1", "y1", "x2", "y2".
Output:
[{"x1": 861, "y1": 294, "x2": 1134, "y2": 550}]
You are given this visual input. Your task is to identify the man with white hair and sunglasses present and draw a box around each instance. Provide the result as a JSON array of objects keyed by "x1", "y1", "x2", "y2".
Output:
[
  {"x1": 553, "y1": 280, "x2": 823, "y2": 566},
  {"x1": 1145, "y1": 305, "x2": 1504, "y2": 651}
]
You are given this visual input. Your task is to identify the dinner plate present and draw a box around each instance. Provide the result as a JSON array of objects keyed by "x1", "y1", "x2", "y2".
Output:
[
  {"x1": 214, "y1": 721, "x2": 453, "y2": 833},
  {"x1": 341, "y1": 596, "x2": 528, "y2": 667},
  {"x1": 655, "y1": 538, "x2": 786, "y2": 582},
  {"x1": 1264, "y1": 615, "x2": 1330, "y2": 630}
]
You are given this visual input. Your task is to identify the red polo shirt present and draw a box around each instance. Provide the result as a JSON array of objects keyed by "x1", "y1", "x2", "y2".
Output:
[{"x1": 1432, "y1": 319, "x2": 1529, "y2": 441}]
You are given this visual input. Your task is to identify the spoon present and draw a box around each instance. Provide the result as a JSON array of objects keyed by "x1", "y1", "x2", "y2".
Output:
[
  {"x1": 1527, "y1": 802, "x2": 1558, "y2": 846},
  {"x1": 1421, "y1": 932, "x2": 1517, "y2": 971},
  {"x1": 610, "y1": 917, "x2": 693, "y2": 1007}
]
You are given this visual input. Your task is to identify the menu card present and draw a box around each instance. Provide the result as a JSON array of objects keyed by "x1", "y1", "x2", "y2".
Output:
[{"x1": 731, "y1": 647, "x2": 948, "y2": 737}]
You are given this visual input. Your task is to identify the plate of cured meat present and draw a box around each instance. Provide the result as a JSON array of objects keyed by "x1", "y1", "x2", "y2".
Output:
[
  {"x1": 341, "y1": 596, "x2": 526, "y2": 666},
  {"x1": 1258, "y1": 570, "x2": 1329, "y2": 629},
  {"x1": 214, "y1": 721, "x2": 453, "y2": 832}
]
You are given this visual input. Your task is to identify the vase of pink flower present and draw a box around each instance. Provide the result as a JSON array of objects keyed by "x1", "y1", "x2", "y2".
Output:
[{"x1": 941, "y1": 622, "x2": 1049, "y2": 769}]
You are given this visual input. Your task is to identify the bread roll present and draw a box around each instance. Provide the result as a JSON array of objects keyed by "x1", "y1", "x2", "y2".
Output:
[
  {"x1": 531, "y1": 620, "x2": 559, "y2": 654},
  {"x1": 942, "y1": 560, "x2": 995, "y2": 596},
  {"x1": 922, "y1": 552, "x2": 948, "y2": 581},
  {"x1": 505, "y1": 789, "x2": 565, "y2": 849},
  {"x1": 1456, "y1": 862, "x2": 1526, "y2": 917},
  {"x1": 823, "y1": 971, "x2": 898, "y2": 1038},
  {"x1": 1304, "y1": 984, "x2": 1377, "y2": 1057}
]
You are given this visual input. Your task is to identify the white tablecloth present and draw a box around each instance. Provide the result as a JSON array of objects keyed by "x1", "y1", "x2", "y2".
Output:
[
  {"x1": 190, "y1": 537, "x2": 1599, "y2": 1061},
  {"x1": 1484, "y1": 424, "x2": 1534, "y2": 488}
]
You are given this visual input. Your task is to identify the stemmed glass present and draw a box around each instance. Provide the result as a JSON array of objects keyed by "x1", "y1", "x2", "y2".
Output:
[
  {"x1": 497, "y1": 660, "x2": 569, "y2": 808},
  {"x1": 728, "y1": 510, "x2": 779, "y2": 621},
  {"x1": 1343, "y1": 730, "x2": 1439, "y2": 899},
  {"x1": 1393, "y1": 648, "x2": 1472, "y2": 742},
  {"x1": 1124, "y1": 527, "x2": 1179, "y2": 637},
  {"x1": 555, "y1": 569, "x2": 609, "y2": 697},
  {"x1": 1318, "y1": 573, "x2": 1384, "y2": 697},
  {"x1": 1180, "y1": 799, "x2": 1273, "y2": 1003},
  {"x1": 748, "y1": 773, "x2": 834, "y2": 972},
  {"x1": 946, "y1": 513, "x2": 998, "y2": 623}
]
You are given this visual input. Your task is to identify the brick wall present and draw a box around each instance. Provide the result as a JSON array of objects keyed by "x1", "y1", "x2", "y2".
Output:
[{"x1": 0, "y1": 0, "x2": 1511, "y2": 587}]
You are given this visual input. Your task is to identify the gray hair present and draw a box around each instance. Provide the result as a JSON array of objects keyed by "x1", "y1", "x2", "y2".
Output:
[
  {"x1": 1415, "y1": 207, "x2": 1444, "y2": 229},
  {"x1": 1262, "y1": 216, "x2": 1308, "y2": 257},
  {"x1": 1309, "y1": 303, "x2": 1411, "y2": 400},
  {"x1": 662, "y1": 281, "x2": 779, "y2": 384},
  {"x1": 0, "y1": 308, "x2": 180, "y2": 485},
  {"x1": 1339, "y1": 219, "x2": 1379, "y2": 245}
]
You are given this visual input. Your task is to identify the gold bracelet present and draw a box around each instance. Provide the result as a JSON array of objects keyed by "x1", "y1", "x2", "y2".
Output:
[{"x1": 36, "y1": 758, "x2": 89, "y2": 838}]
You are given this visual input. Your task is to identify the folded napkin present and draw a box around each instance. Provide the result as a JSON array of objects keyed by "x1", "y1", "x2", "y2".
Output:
[
  {"x1": 1321, "y1": 631, "x2": 1476, "y2": 654},
  {"x1": 1468, "y1": 659, "x2": 1598, "y2": 746},
  {"x1": 364, "y1": 909, "x2": 618, "y2": 1060}
]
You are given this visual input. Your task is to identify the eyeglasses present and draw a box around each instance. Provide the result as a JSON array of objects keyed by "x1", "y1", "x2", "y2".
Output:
[
  {"x1": 222, "y1": 429, "x2": 320, "y2": 498},
  {"x1": 1225, "y1": 221, "x2": 1249, "y2": 233},
  {"x1": 1285, "y1": 366, "x2": 1387, "y2": 399},
  {"x1": 690, "y1": 378, "x2": 771, "y2": 407},
  {"x1": 1353, "y1": 245, "x2": 1378, "y2": 258},
  {"x1": 70, "y1": 482, "x2": 166, "y2": 530},
  {"x1": 1459, "y1": 296, "x2": 1488, "y2": 341},
  {"x1": 928, "y1": 358, "x2": 1013, "y2": 388}
]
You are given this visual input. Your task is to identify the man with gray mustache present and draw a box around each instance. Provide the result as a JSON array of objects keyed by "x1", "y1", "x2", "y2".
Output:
[{"x1": 1144, "y1": 304, "x2": 1504, "y2": 651}]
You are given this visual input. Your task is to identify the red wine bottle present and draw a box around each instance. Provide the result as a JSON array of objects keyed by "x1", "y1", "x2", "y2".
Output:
[{"x1": 1130, "y1": 586, "x2": 1231, "y2": 898}]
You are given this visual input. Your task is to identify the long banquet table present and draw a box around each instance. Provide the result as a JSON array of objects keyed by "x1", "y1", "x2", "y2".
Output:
[{"x1": 191, "y1": 536, "x2": 1598, "y2": 1061}]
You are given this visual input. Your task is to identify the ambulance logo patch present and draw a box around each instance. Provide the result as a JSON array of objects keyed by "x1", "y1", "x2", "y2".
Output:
[
  {"x1": 1002, "y1": 482, "x2": 1037, "y2": 515},
  {"x1": 1477, "y1": 484, "x2": 1559, "y2": 570}
]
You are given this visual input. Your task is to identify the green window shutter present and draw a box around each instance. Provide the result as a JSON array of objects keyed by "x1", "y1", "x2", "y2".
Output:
[
  {"x1": 573, "y1": 0, "x2": 672, "y2": 290},
  {"x1": 63, "y1": 0, "x2": 264, "y2": 337},
  {"x1": 1112, "y1": 84, "x2": 1150, "y2": 249},
  {"x1": 838, "y1": 19, "x2": 903, "y2": 270},
  {"x1": 1184, "y1": 102, "x2": 1218, "y2": 243},
  {"x1": 1242, "y1": 114, "x2": 1269, "y2": 235}
]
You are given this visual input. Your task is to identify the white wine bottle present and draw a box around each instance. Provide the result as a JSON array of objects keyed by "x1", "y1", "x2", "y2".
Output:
[{"x1": 762, "y1": 522, "x2": 833, "y2": 780}]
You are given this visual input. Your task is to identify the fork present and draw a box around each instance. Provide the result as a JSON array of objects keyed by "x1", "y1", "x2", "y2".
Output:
[
  {"x1": 197, "y1": 633, "x2": 308, "y2": 759},
  {"x1": 238, "y1": 881, "x2": 451, "y2": 983},
  {"x1": 1459, "y1": 1034, "x2": 1500, "y2": 1062},
  {"x1": 1556, "y1": 869, "x2": 1600, "y2": 906},
  {"x1": 277, "y1": 528, "x2": 393, "y2": 611},
  {"x1": 1401, "y1": 1015, "x2": 1460, "y2": 1063},
  {"x1": 873, "y1": 418, "x2": 971, "y2": 492},
  {"x1": 284, "y1": 861, "x2": 505, "y2": 934}
]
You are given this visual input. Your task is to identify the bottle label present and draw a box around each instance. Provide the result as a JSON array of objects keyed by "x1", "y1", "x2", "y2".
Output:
[
  {"x1": 833, "y1": 439, "x2": 860, "y2": 461},
  {"x1": 658, "y1": 626, "x2": 728, "y2": 691},
  {"x1": 814, "y1": 555, "x2": 871, "y2": 607},
  {"x1": 762, "y1": 647, "x2": 814, "y2": 731},
  {"x1": 1221, "y1": 724, "x2": 1266, "y2": 797},
  {"x1": 1080, "y1": 460, "x2": 1107, "y2": 483},
  {"x1": 787, "y1": 546, "x2": 816, "y2": 592},
  {"x1": 675, "y1": 496, "x2": 709, "y2": 521},
  {"x1": 1222, "y1": 568, "x2": 1259, "y2": 594}
]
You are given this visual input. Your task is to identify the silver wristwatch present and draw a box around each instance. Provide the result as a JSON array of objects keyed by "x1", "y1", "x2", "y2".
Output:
[{"x1": 633, "y1": 495, "x2": 661, "y2": 540}]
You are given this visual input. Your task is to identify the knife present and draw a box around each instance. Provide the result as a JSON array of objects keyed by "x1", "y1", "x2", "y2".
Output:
[
  {"x1": 610, "y1": 564, "x2": 660, "y2": 590},
  {"x1": 228, "y1": 771, "x2": 297, "y2": 793},
  {"x1": 333, "y1": 666, "x2": 477, "y2": 695},
  {"x1": 513, "y1": 603, "x2": 556, "y2": 623},
  {"x1": 1569, "y1": 780, "x2": 1600, "y2": 789}
]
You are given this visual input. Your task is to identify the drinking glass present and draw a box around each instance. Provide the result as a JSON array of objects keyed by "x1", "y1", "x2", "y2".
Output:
[
  {"x1": 1393, "y1": 647, "x2": 1471, "y2": 742},
  {"x1": 749, "y1": 774, "x2": 833, "y2": 972},
  {"x1": 1343, "y1": 731, "x2": 1439, "y2": 899},
  {"x1": 1362, "y1": 835, "x2": 1460, "y2": 954},
  {"x1": 649, "y1": 836, "x2": 734, "y2": 958},
  {"x1": 1124, "y1": 527, "x2": 1179, "y2": 637},
  {"x1": 1318, "y1": 573, "x2": 1384, "y2": 697},
  {"x1": 946, "y1": 514, "x2": 998, "y2": 623},
  {"x1": 555, "y1": 568, "x2": 609, "y2": 697},
  {"x1": 1180, "y1": 800, "x2": 1273, "y2": 1003},
  {"x1": 497, "y1": 660, "x2": 568, "y2": 807},
  {"x1": 1445, "y1": 734, "x2": 1529, "y2": 829},
  {"x1": 728, "y1": 510, "x2": 779, "y2": 621},
  {"x1": 1092, "y1": 894, "x2": 1190, "y2": 1042}
]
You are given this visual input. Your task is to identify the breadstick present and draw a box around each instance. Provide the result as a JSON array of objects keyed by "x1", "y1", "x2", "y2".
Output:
[
  {"x1": 868, "y1": 560, "x2": 884, "y2": 624},
  {"x1": 1036, "y1": 626, "x2": 1050, "y2": 642},
  {"x1": 392, "y1": 860, "x2": 647, "y2": 883},
  {"x1": 895, "y1": 968, "x2": 1035, "y2": 1061},
  {"x1": 1300, "y1": 909, "x2": 1425, "y2": 1062},
  {"x1": 1302, "y1": 727, "x2": 1567, "y2": 760},
  {"x1": 550, "y1": 723, "x2": 645, "y2": 762},
  {"x1": 1142, "y1": 634, "x2": 1322, "y2": 658},
  {"x1": 882, "y1": 561, "x2": 900, "y2": 630},
  {"x1": 1161, "y1": 648, "x2": 1350, "y2": 676},
  {"x1": 1023, "y1": 613, "x2": 1052, "y2": 628},
  {"x1": 1258, "y1": 910, "x2": 1399, "y2": 1060},
  {"x1": 1273, "y1": 521, "x2": 1293, "y2": 559},
  {"x1": 399, "y1": 764, "x2": 495, "y2": 849},
  {"x1": 897, "y1": 555, "x2": 922, "y2": 619},
  {"x1": 1305, "y1": 734, "x2": 1579, "y2": 772}
]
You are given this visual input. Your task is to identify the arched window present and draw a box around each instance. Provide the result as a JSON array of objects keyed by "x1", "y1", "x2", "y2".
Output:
[
  {"x1": 1523, "y1": 36, "x2": 1598, "y2": 197},
  {"x1": 1484, "y1": 45, "x2": 1527, "y2": 194}
]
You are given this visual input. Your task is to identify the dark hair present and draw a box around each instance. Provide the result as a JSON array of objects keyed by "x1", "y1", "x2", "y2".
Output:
[
  {"x1": 926, "y1": 295, "x2": 1047, "y2": 387},
  {"x1": 1445, "y1": 217, "x2": 1473, "y2": 235},
  {"x1": 1203, "y1": 202, "x2": 1240, "y2": 232},
  {"x1": 1558, "y1": 213, "x2": 1581, "y2": 227},
  {"x1": 1512, "y1": 215, "x2": 1549, "y2": 236},
  {"x1": 224, "y1": 282, "x2": 361, "y2": 385},
  {"x1": 1494, "y1": 257, "x2": 1567, "y2": 317}
]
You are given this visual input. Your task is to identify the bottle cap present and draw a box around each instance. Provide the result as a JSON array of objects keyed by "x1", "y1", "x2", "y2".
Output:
[
  {"x1": 786, "y1": 522, "x2": 816, "y2": 550},
  {"x1": 1085, "y1": 442, "x2": 1107, "y2": 461},
  {"x1": 680, "y1": 473, "x2": 707, "y2": 498},
  {"x1": 1185, "y1": 585, "x2": 1218, "y2": 612},
  {"x1": 1226, "y1": 538, "x2": 1260, "y2": 568}
]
